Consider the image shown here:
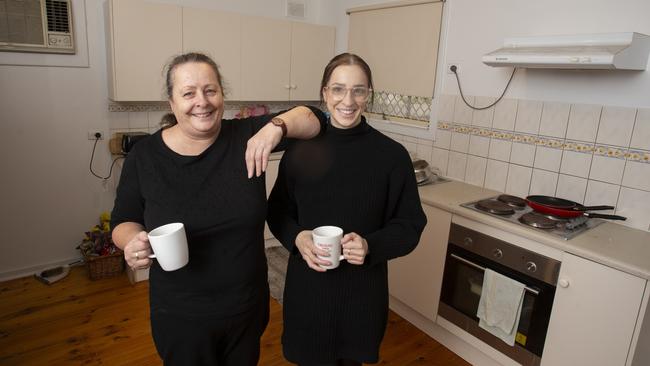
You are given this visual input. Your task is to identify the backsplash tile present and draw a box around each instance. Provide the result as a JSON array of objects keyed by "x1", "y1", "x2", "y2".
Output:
[
  {"x1": 596, "y1": 106, "x2": 636, "y2": 147},
  {"x1": 514, "y1": 100, "x2": 542, "y2": 135},
  {"x1": 453, "y1": 96, "x2": 474, "y2": 125},
  {"x1": 539, "y1": 101, "x2": 570, "y2": 138},
  {"x1": 630, "y1": 108, "x2": 650, "y2": 151},
  {"x1": 378, "y1": 94, "x2": 650, "y2": 232},
  {"x1": 566, "y1": 103, "x2": 601, "y2": 142},
  {"x1": 492, "y1": 98, "x2": 517, "y2": 131},
  {"x1": 471, "y1": 96, "x2": 496, "y2": 128},
  {"x1": 556, "y1": 174, "x2": 587, "y2": 204}
]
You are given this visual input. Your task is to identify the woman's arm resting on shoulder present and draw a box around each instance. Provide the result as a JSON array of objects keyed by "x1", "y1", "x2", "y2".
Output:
[{"x1": 246, "y1": 106, "x2": 325, "y2": 178}]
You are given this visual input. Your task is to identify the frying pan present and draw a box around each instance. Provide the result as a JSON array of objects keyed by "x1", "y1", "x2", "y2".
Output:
[{"x1": 526, "y1": 195, "x2": 627, "y2": 220}]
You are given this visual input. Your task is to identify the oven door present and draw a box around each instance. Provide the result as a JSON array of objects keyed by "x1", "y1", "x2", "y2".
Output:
[{"x1": 439, "y1": 243, "x2": 555, "y2": 364}]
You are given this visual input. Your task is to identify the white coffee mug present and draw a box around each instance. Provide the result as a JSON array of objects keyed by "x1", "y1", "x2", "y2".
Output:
[
  {"x1": 312, "y1": 226, "x2": 345, "y2": 270},
  {"x1": 147, "y1": 223, "x2": 189, "y2": 271}
]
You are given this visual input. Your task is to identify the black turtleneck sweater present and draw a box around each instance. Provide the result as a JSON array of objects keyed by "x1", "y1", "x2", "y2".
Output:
[{"x1": 267, "y1": 117, "x2": 427, "y2": 364}]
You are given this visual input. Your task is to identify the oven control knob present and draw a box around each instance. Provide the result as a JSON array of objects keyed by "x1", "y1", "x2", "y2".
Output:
[
  {"x1": 559, "y1": 279, "x2": 570, "y2": 288},
  {"x1": 463, "y1": 237, "x2": 473, "y2": 246},
  {"x1": 493, "y1": 248, "x2": 503, "y2": 259},
  {"x1": 526, "y1": 261, "x2": 537, "y2": 272}
]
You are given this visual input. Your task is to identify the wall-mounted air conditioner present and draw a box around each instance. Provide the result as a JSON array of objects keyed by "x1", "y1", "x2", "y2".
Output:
[
  {"x1": 483, "y1": 32, "x2": 650, "y2": 70},
  {"x1": 0, "y1": 0, "x2": 75, "y2": 54}
]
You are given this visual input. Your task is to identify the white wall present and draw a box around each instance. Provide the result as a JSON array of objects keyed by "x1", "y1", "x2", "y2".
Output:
[
  {"x1": 441, "y1": 0, "x2": 650, "y2": 107},
  {"x1": 0, "y1": 0, "x2": 331, "y2": 281}
]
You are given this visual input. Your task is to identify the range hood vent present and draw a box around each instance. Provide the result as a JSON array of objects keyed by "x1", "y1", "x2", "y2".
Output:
[{"x1": 482, "y1": 32, "x2": 650, "y2": 70}]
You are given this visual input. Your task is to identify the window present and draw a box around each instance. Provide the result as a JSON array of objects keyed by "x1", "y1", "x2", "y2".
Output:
[{"x1": 348, "y1": 0, "x2": 444, "y2": 134}]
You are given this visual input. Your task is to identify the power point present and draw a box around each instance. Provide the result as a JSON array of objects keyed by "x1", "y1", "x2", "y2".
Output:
[
  {"x1": 87, "y1": 131, "x2": 104, "y2": 140},
  {"x1": 446, "y1": 63, "x2": 459, "y2": 75}
]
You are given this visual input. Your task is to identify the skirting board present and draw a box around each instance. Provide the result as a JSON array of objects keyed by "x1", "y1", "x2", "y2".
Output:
[
  {"x1": 388, "y1": 295, "x2": 508, "y2": 366},
  {"x1": 0, "y1": 256, "x2": 81, "y2": 283}
]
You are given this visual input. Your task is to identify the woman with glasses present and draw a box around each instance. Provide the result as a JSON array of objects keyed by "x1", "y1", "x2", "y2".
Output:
[{"x1": 268, "y1": 53, "x2": 427, "y2": 366}]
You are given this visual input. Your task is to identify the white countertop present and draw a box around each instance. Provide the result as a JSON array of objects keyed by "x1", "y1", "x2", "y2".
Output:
[{"x1": 418, "y1": 180, "x2": 650, "y2": 280}]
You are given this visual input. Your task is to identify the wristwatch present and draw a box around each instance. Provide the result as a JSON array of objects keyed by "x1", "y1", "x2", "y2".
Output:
[{"x1": 270, "y1": 117, "x2": 287, "y2": 137}]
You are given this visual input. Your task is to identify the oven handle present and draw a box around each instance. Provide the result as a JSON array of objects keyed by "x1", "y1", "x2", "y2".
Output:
[{"x1": 450, "y1": 253, "x2": 540, "y2": 296}]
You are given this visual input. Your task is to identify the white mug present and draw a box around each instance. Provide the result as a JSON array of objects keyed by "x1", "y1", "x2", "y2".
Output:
[
  {"x1": 312, "y1": 226, "x2": 345, "y2": 270},
  {"x1": 147, "y1": 223, "x2": 189, "y2": 271}
]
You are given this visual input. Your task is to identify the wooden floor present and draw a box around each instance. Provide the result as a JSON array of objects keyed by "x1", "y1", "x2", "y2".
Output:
[{"x1": 0, "y1": 266, "x2": 469, "y2": 366}]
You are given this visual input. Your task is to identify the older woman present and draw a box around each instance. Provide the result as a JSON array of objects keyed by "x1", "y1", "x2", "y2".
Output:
[
  {"x1": 268, "y1": 53, "x2": 427, "y2": 366},
  {"x1": 110, "y1": 52, "x2": 326, "y2": 366}
]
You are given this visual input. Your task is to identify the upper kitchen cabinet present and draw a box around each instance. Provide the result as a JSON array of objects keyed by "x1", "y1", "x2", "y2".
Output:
[
  {"x1": 183, "y1": 8, "x2": 242, "y2": 101},
  {"x1": 289, "y1": 22, "x2": 335, "y2": 101},
  {"x1": 241, "y1": 17, "x2": 334, "y2": 101},
  {"x1": 106, "y1": 0, "x2": 182, "y2": 101}
]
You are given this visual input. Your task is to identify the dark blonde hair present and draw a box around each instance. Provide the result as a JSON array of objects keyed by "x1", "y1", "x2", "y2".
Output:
[
  {"x1": 160, "y1": 52, "x2": 224, "y2": 127},
  {"x1": 320, "y1": 53, "x2": 374, "y2": 106}
]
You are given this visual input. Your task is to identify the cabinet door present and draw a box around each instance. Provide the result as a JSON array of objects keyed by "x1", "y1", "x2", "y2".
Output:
[
  {"x1": 183, "y1": 8, "x2": 241, "y2": 100},
  {"x1": 541, "y1": 253, "x2": 645, "y2": 366},
  {"x1": 108, "y1": 0, "x2": 182, "y2": 101},
  {"x1": 289, "y1": 22, "x2": 335, "y2": 101},
  {"x1": 388, "y1": 204, "x2": 452, "y2": 321},
  {"x1": 264, "y1": 156, "x2": 281, "y2": 240},
  {"x1": 241, "y1": 16, "x2": 291, "y2": 101}
]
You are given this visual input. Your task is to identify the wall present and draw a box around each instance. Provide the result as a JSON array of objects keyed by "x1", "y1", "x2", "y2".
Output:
[{"x1": 0, "y1": 0, "x2": 330, "y2": 281}]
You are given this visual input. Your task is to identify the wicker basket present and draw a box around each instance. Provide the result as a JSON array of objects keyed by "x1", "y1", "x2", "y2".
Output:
[{"x1": 83, "y1": 251, "x2": 125, "y2": 280}]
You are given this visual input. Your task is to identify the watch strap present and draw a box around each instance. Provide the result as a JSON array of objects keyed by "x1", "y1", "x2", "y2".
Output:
[{"x1": 270, "y1": 117, "x2": 287, "y2": 137}]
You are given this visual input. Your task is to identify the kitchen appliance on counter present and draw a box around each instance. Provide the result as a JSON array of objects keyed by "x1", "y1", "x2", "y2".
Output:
[
  {"x1": 461, "y1": 194, "x2": 605, "y2": 240},
  {"x1": 412, "y1": 159, "x2": 451, "y2": 186},
  {"x1": 439, "y1": 222, "x2": 561, "y2": 366}
]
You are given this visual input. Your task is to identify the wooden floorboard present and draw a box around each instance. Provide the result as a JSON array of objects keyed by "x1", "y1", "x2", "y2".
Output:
[{"x1": 0, "y1": 266, "x2": 469, "y2": 366}]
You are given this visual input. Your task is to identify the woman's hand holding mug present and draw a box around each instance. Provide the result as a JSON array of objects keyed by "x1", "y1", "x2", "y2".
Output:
[
  {"x1": 125, "y1": 231, "x2": 153, "y2": 270},
  {"x1": 341, "y1": 232, "x2": 369, "y2": 265},
  {"x1": 295, "y1": 230, "x2": 331, "y2": 272}
]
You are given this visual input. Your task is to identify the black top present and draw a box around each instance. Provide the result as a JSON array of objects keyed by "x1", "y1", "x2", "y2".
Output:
[
  {"x1": 267, "y1": 117, "x2": 427, "y2": 363},
  {"x1": 111, "y1": 108, "x2": 326, "y2": 318}
]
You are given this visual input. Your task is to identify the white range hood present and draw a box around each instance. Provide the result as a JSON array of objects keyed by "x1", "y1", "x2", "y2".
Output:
[{"x1": 482, "y1": 32, "x2": 650, "y2": 70}]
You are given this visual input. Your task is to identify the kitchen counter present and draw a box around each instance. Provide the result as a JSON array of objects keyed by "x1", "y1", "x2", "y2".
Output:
[{"x1": 418, "y1": 180, "x2": 650, "y2": 280}]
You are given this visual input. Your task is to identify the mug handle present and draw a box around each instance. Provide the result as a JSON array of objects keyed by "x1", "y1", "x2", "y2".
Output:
[{"x1": 148, "y1": 254, "x2": 156, "y2": 259}]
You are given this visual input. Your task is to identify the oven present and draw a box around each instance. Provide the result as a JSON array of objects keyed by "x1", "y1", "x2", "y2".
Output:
[{"x1": 438, "y1": 222, "x2": 561, "y2": 366}]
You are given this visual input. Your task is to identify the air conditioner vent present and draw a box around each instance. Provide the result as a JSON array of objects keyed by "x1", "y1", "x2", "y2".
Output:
[
  {"x1": 0, "y1": 0, "x2": 74, "y2": 54},
  {"x1": 46, "y1": 0, "x2": 70, "y2": 33}
]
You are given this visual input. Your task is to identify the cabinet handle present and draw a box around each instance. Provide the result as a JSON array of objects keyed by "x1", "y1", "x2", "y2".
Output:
[
  {"x1": 291, "y1": 84, "x2": 297, "y2": 89},
  {"x1": 558, "y1": 279, "x2": 570, "y2": 288},
  {"x1": 284, "y1": 85, "x2": 291, "y2": 89}
]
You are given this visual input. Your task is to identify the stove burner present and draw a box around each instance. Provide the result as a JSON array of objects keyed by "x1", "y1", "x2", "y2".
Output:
[
  {"x1": 476, "y1": 200, "x2": 515, "y2": 215},
  {"x1": 497, "y1": 194, "x2": 527, "y2": 208},
  {"x1": 519, "y1": 212, "x2": 558, "y2": 229}
]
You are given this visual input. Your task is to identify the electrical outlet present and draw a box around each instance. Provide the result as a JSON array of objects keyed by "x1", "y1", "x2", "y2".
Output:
[
  {"x1": 446, "y1": 62, "x2": 460, "y2": 75},
  {"x1": 87, "y1": 131, "x2": 104, "y2": 140}
]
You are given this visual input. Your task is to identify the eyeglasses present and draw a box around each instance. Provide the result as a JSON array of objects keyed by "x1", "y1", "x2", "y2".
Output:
[{"x1": 324, "y1": 85, "x2": 372, "y2": 102}]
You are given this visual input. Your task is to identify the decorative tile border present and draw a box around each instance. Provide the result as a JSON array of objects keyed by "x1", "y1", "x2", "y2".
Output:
[{"x1": 437, "y1": 121, "x2": 650, "y2": 164}]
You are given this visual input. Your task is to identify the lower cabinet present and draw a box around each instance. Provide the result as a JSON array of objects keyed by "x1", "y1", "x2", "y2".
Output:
[
  {"x1": 388, "y1": 204, "x2": 452, "y2": 321},
  {"x1": 541, "y1": 252, "x2": 646, "y2": 366},
  {"x1": 264, "y1": 156, "x2": 281, "y2": 240}
]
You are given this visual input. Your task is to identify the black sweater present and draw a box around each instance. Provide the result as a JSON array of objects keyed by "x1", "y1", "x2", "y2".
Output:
[
  {"x1": 111, "y1": 109, "x2": 325, "y2": 317},
  {"x1": 267, "y1": 118, "x2": 427, "y2": 363}
]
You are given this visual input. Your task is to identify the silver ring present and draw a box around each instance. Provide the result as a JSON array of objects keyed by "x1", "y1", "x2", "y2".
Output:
[{"x1": 135, "y1": 251, "x2": 139, "y2": 260}]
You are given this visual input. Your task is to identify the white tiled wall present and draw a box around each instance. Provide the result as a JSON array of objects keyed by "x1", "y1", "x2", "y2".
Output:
[{"x1": 382, "y1": 95, "x2": 650, "y2": 232}]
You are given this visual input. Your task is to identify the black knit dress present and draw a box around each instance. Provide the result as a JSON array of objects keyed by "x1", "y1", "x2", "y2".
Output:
[{"x1": 267, "y1": 117, "x2": 427, "y2": 364}]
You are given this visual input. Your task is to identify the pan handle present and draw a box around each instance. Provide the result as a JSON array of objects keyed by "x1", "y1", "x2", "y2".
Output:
[
  {"x1": 584, "y1": 213, "x2": 627, "y2": 220},
  {"x1": 577, "y1": 205, "x2": 615, "y2": 211}
]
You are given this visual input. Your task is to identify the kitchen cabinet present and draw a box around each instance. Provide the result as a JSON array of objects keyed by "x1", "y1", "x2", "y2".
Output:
[
  {"x1": 106, "y1": 0, "x2": 182, "y2": 101},
  {"x1": 182, "y1": 7, "x2": 242, "y2": 100},
  {"x1": 264, "y1": 154, "x2": 281, "y2": 240},
  {"x1": 106, "y1": 0, "x2": 334, "y2": 102},
  {"x1": 241, "y1": 17, "x2": 335, "y2": 101},
  {"x1": 541, "y1": 253, "x2": 646, "y2": 366},
  {"x1": 388, "y1": 204, "x2": 452, "y2": 321}
]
